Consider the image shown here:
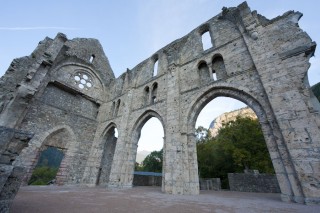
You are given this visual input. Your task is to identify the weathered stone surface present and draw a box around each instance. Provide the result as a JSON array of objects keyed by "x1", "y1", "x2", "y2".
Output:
[
  {"x1": 0, "y1": 2, "x2": 319, "y2": 210},
  {"x1": 199, "y1": 178, "x2": 221, "y2": 191},
  {"x1": 133, "y1": 174, "x2": 162, "y2": 187},
  {"x1": 228, "y1": 173, "x2": 281, "y2": 193}
]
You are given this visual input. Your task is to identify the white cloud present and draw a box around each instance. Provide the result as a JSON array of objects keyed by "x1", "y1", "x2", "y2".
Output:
[{"x1": 0, "y1": 27, "x2": 80, "y2": 31}]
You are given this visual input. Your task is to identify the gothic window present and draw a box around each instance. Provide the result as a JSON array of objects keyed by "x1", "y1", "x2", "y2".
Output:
[
  {"x1": 144, "y1": 86, "x2": 150, "y2": 106},
  {"x1": 198, "y1": 61, "x2": 210, "y2": 83},
  {"x1": 212, "y1": 55, "x2": 227, "y2": 80},
  {"x1": 151, "y1": 82, "x2": 158, "y2": 104},
  {"x1": 153, "y1": 57, "x2": 159, "y2": 77}
]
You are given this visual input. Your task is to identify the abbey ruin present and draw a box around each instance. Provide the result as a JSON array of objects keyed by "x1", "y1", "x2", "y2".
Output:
[{"x1": 0, "y1": 2, "x2": 319, "y2": 211}]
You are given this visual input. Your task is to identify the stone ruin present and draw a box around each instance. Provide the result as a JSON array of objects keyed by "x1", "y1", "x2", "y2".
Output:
[{"x1": 0, "y1": 2, "x2": 319, "y2": 211}]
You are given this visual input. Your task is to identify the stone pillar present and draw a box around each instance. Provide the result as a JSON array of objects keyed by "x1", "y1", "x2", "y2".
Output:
[
  {"x1": 108, "y1": 90, "x2": 134, "y2": 189},
  {"x1": 162, "y1": 65, "x2": 199, "y2": 195},
  {"x1": 237, "y1": 7, "x2": 320, "y2": 204}
]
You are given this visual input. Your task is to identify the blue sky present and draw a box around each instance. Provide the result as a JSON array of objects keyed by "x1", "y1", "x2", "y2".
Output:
[{"x1": 1, "y1": 0, "x2": 319, "y2": 152}]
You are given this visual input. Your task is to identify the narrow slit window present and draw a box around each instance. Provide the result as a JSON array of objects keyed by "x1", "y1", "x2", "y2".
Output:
[
  {"x1": 201, "y1": 31, "x2": 212, "y2": 50},
  {"x1": 153, "y1": 59, "x2": 158, "y2": 77},
  {"x1": 144, "y1": 86, "x2": 150, "y2": 106},
  {"x1": 151, "y1": 83, "x2": 158, "y2": 104},
  {"x1": 90, "y1": 55, "x2": 95, "y2": 63},
  {"x1": 212, "y1": 70, "x2": 217, "y2": 81}
]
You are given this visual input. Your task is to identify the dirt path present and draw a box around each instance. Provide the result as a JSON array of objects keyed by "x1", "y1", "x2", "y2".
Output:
[{"x1": 11, "y1": 186, "x2": 320, "y2": 213}]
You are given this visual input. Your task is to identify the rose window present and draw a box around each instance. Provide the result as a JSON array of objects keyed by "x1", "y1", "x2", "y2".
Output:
[{"x1": 73, "y1": 73, "x2": 93, "y2": 90}]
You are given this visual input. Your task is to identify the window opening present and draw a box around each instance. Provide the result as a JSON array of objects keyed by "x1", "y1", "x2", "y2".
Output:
[
  {"x1": 144, "y1": 86, "x2": 150, "y2": 106},
  {"x1": 198, "y1": 62, "x2": 210, "y2": 83},
  {"x1": 151, "y1": 83, "x2": 158, "y2": 104},
  {"x1": 212, "y1": 71, "x2": 217, "y2": 81},
  {"x1": 153, "y1": 59, "x2": 159, "y2": 77},
  {"x1": 201, "y1": 31, "x2": 212, "y2": 50},
  {"x1": 73, "y1": 72, "x2": 94, "y2": 90},
  {"x1": 212, "y1": 56, "x2": 227, "y2": 80},
  {"x1": 89, "y1": 55, "x2": 95, "y2": 63}
]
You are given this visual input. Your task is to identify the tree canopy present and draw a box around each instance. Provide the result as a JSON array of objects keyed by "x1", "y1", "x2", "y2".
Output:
[
  {"x1": 135, "y1": 149, "x2": 163, "y2": 173},
  {"x1": 196, "y1": 116, "x2": 274, "y2": 188}
]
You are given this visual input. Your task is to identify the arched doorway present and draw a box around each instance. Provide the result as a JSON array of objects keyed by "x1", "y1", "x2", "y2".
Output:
[
  {"x1": 97, "y1": 123, "x2": 118, "y2": 186},
  {"x1": 26, "y1": 128, "x2": 72, "y2": 185},
  {"x1": 187, "y1": 87, "x2": 301, "y2": 202},
  {"x1": 195, "y1": 97, "x2": 276, "y2": 190},
  {"x1": 131, "y1": 110, "x2": 165, "y2": 189}
]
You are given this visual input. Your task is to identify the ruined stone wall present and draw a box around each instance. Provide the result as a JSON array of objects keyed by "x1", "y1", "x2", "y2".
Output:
[
  {"x1": 0, "y1": 2, "x2": 319, "y2": 210},
  {"x1": 133, "y1": 174, "x2": 162, "y2": 187},
  {"x1": 199, "y1": 178, "x2": 221, "y2": 191},
  {"x1": 228, "y1": 173, "x2": 281, "y2": 193}
]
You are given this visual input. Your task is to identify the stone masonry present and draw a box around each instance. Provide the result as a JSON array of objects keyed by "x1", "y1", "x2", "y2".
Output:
[
  {"x1": 228, "y1": 172, "x2": 281, "y2": 193},
  {"x1": 0, "y1": 2, "x2": 319, "y2": 211}
]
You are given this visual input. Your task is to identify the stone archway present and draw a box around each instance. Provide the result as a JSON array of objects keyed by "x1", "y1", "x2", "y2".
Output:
[
  {"x1": 96, "y1": 123, "x2": 118, "y2": 186},
  {"x1": 14, "y1": 125, "x2": 76, "y2": 185},
  {"x1": 130, "y1": 110, "x2": 166, "y2": 190},
  {"x1": 107, "y1": 110, "x2": 166, "y2": 190},
  {"x1": 186, "y1": 86, "x2": 303, "y2": 203}
]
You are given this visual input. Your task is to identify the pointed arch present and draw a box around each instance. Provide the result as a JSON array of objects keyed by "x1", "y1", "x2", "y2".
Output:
[
  {"x1": 186, "y1": 85, "x2": 302, "y2": 202},
  {"x1": 14, "y1": 125, "x2": 77, "y2": 185},
  {"x1": 97, "y1": 122, "x2": 118, "y2": 186},
  {"x1": 212, "y1": 54, "x2": 227, "y2": 80},
  {"x1": 198, "y1": 61, "x2": 210, "y2": 83},
  {"x1": 131, "y1": 110, "x2": 165, "y2": 143},
  {"x1": 151, "y1": 82, "x2": 158, "y2": 104}
]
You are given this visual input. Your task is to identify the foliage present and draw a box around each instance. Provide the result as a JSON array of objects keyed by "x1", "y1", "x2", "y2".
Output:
[
  {"x1": 139, "y1": 149, "x2": 163, "y2": 173},
  {"x1": 28, "y1": 166, "x2": 58, "y2": 185},
  {"x1": 196, "y1": 116, "x2": 274, "y2": 188},
  {"x1": 28, "y1": 147, "x2": 64, "y2": 185},
  {"x1": 134, "y1": 162, "x2": 144, "y2": 171},
  {"x1": 195, "y1": 126, "x2": 210, "y2": 143}
]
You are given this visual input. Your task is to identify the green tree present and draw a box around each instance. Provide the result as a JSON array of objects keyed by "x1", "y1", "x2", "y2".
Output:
[
  {"x1": 196, "y1": 116, "x2": 274, "y2": 188},
  {"x1": 195, "y1": 126, "x2": 210, "y2": 143},
  {"x1": 28, "y1": 166, "x2": 58, "y2": 185},
  {"x1": 141, "y1": 149, "x2": 163, "y2": 172},
  {"x1": 134, "y1": 162, "x2": 144, "y2": 171},
  {"x1": 215, "y1": 116, "x2": 274, "y2": 173}
]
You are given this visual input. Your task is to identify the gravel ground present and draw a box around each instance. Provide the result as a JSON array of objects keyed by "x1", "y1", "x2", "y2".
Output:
[{"x1": 11, "y1": 185, "x2": 320, "y2": 213}]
